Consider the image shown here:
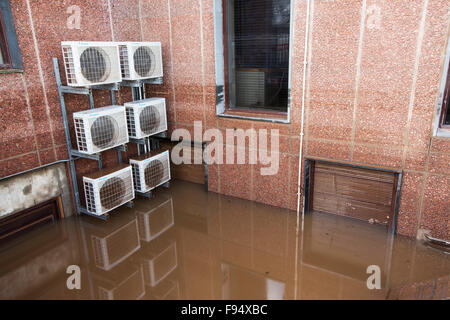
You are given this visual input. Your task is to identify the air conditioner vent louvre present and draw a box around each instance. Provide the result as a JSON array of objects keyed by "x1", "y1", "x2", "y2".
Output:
[
  {"x1": 62, "y1": 46, "x2": 76, "y2": 85},
  {"x1": 74, "y1": 118, "x2": 87, "y2": 152},
  {"x1": 119, "y1": 45, "x2": 130, "y2": 78},
  {"x1": 92, "y1": 236, "x2": 105, "y2": 268},
  {"x1": 85, "y1": 181, "x2": 96, "y2": 212},
  {"x1": 126, "y1": 107, "x2": 136, "y2": 137},
  {"x1": 131, "y1": 163, "x2": 141, "y2": 192}
]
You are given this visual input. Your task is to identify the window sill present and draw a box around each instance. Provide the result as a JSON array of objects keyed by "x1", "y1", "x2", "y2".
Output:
[
  {"x1": 434, "y1": 128, "x2": 450, "y2": 138},
  {"x1": 218, "y1": 109, "x2": 289, "y2": 124},
  {"x1": 0, "y1": 68, "x2": 23, "y2": 74}
]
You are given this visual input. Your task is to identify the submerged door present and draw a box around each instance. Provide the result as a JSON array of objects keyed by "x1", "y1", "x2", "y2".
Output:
[
  {"x1": 308, "y1": 161, "x2": 400, "y2": 228},
  {"x1": 0, "y1": 197, "x2": 62, "y2": 242}
]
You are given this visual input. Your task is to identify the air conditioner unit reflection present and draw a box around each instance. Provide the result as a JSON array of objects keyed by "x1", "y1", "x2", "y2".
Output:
[
  {"x1": 61, "y1": 41, "x2": 122, "y2": 87},
  {"x1": 147, "y1": 279, "x2": 180, "y2": 300},
  {"x1": 221, "y1": 263, "x2": 285, "y2": 300},
  {"x1": 74, "y1": 105, "x2": 129, "y2": 155},
  {"x1": 135, "y1": 198, "x2": 174, "y2": 242},
  {"x1": 96, "y1": 264, "x2": 146, "y2": 300},
  {"x1": 83, "y1": 214, "x2": 141, "y2": 271},
  {"x1": 141, "y1": 241, "x2": 178, "y2": 287}
]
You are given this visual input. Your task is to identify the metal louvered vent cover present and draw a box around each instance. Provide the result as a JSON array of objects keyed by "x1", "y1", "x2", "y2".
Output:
[
  {"x1": 140, "y1": 105, "x2": 160, "y2": 135},
  {"x1": 144, "y1": 160, "x2": 164, "y2": 188},
  {"x1": 91, "y1": 115, "x2": 119, "y2": 149},
  {"x1": 80, "y1": 47, "x2": 111, "y2": 82},
  {"x1": 99, "y1": 177, "x2": 126, "y2": 210},
  {"x1": 133, "y1": 46, "x2": 156, "y2": 77}
]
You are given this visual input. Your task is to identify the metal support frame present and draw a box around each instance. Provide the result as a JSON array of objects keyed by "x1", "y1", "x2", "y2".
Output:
[
  {"x1": 126, "y1": 77, "x2": 171, "y2": 199},
  {"x1": 53, "y1": 57, "x2": 131, "y2": 220},
  {"x1": 120, "y1": 77, "x2": 163, "y2": 87}
]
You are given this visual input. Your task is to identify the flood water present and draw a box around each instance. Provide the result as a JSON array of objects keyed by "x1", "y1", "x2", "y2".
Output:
[{"x1": 0, "y1": 180, "x2": 448, "y2": 300}]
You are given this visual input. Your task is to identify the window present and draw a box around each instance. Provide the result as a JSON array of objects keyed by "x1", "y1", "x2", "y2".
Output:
[
  {"x1": 221, "y1": 0, "x2": 291, "y2": 117},
  {"x1": 439, "y1": 58, "x2": 450, "y2": 129},
  {"x1": 0, "y1": 0, "x2": 23, "y2": 71}
]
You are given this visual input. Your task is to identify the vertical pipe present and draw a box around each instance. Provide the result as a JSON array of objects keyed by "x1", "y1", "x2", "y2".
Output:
[
  {"x1": 53, "y1": 58, "x2": 82, "y2": 212},
  {"x1": 294, "y1": 0, "x2": 311, "y2": 301},
  {"x1": 88, "y1": 90, "x2": 95, "y2": 109},
  {"x1": 296, "y1": 0, "x2": 311, "y2": 223},
  {"x1": 110, "y1": 89, "x2": 115, "y2": 105}
]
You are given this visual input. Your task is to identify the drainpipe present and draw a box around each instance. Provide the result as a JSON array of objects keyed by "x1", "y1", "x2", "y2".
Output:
[
  {"x1": 294, "y1": 0, "x2": 311, "y2": 300},
  {"x1": 296, "y1": 0, "x2": 311, "y2": 224}
]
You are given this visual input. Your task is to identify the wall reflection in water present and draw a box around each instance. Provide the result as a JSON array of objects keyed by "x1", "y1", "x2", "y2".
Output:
[{"x1": 0, "y1": 181, "x2": 448, "y2": 300}]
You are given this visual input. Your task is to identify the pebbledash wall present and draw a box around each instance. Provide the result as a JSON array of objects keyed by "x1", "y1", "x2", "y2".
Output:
[{"x1": 0, "y1": 0, "x2": 448, "y2": 240}]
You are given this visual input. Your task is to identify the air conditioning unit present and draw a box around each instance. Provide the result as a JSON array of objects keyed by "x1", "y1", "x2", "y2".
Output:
[
  {"x1": 73, "y1": 105, "x2": 128, "y2": 154},
  {"x1": 118, "y1": 42, "x2": 163, "y2": 80},
  {"x1": 124, "y1": 98, "x2": 167, "y2": 139},
  {"x1": 83, "y1": 165, "x2": 135, "y2": 216},
  {"x1": 61, "y1": 41, "x2": 122, "y2": 86},
  {"x1": 135, "y1": 198, "x2": 174, "y2": 242},
  {"x1": 130, "y1": 150, "x2": 171, "y2": 193}
]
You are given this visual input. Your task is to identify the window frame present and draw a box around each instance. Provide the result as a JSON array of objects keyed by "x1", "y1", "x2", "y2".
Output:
[
  {"x1": 0, "y1": 0, "x2": 23, "y2": 72},
  {"x1": 213, "y1": 0, "x2": 293, "y2": 123},
  {"x1": 434, "y1": 37, "x2": 450, "y2": 137}
]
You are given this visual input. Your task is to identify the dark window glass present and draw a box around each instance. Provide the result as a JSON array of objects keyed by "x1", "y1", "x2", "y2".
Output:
[
  {"x1": 226, "y1": 0, "x2": 290, "y2": 112},
  {"x1": 0, "y1": 8, "x2": 11, "y2": 67}
]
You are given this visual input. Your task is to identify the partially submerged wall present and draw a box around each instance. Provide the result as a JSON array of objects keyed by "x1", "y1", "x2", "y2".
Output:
[{"x1": 0, "y1": 163, "x2": 73, "y2": 218}]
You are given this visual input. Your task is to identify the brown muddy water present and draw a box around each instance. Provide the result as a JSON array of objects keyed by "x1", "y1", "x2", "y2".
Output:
[{"x1": 0, "y1": 180, "x2": 448, "y2": 300}]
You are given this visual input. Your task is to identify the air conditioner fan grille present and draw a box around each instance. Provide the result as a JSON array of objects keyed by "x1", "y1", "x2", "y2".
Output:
[
  {"x1": 140, "y1": 105, "x2": 160, "y2": 135},
  {"x1": 99, "y1": 177, "x2": 126, "y2": 210},
  {"x1": 91, "y1": 115, "x2": 119, "y2": 149},
  {"x1": 134, "y1": 46, "x2": 156, "y2": 77},
  {"x1": 80, "y1": 47, "x2": 111, "y2": 83},
  {"x1": 144, "y1": 160, "x2": 164, "y2": 189}
]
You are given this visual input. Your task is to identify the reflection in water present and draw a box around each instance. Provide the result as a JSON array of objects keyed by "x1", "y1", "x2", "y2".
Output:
[
  {"x1": 0, "y1": 180, "x2": 448, "y2": 300},
  {"x1": 222, "y1": 263, "x2": 285, "y2": 300}
]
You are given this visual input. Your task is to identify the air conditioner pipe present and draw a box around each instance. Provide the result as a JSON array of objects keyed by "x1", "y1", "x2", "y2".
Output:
[
  {"x1": 425, "y1": 234, "x2": 450, "y2": 248},
  {"x1": 0, "y1": 159, "x2": 71, "y2": 182}
]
